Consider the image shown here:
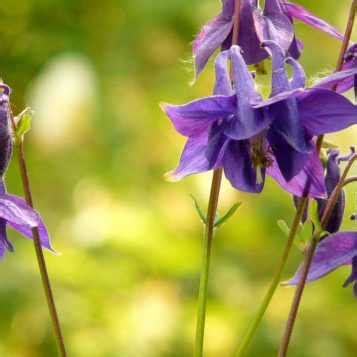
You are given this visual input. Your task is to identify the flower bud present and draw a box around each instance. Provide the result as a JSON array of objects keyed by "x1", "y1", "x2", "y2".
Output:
[
  {"x1": 317, "y1": 150, "x2": 345, "y2": 233},
  {"x1": 0, "y1": 84, "x2": 12, "y2": 178}
]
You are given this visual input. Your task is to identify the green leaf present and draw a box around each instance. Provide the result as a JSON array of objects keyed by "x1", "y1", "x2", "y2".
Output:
[
  {"x1": 190, "y1": 195, "x2": 207, "y2": 224},
  {"x1": 214, "y1": 202, "x2": 242, "y2": 228},
  {"x1": 15, "y1": 108, "x2": 33, "y2": 141},
  {"x1": 277, "y1": 219, "x2": 290, "y2": 237}
]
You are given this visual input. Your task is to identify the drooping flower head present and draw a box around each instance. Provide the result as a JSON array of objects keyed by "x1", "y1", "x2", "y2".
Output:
[
  {"x1": 162, "y1": 42, "x2": 357, "y2": 197},
  {"x1": 193, "y1": 0, "x2": 343, "y2": 78},
  {"x1": 288, "y1": 151, "x2": 357, "y2": 297},
  {"x1": 0, "y1": 84, "x2": 53, "y2": 257}
]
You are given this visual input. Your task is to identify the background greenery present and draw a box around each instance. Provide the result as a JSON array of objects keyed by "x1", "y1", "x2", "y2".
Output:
[{"x1": 0, "y1": 1, "x2": 356, "y2": 356}]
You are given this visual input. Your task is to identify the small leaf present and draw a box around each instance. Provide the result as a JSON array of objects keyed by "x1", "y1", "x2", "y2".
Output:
[
  {"x1": 214, "y1": 202, "x2": 242, "y2": 228},
  {"x1": 277, "y1": 219, "x2": 290, "y2": 237},
  {"x1": 190, "y1": 195, "x2": 206, "y2": 224},
  {"x1": 15, "y1": 108, "x2": 33, "y2": 141}
]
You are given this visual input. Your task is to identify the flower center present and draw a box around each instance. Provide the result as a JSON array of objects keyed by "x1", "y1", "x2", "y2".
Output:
[{"x1": 250, "y1": 135, "x2": 272, "y2": 170}]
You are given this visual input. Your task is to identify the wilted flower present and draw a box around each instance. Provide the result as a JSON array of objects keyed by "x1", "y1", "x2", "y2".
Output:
[
  {"x1": 193, "y1": 0, "x2": 343, "y2": 77},
  {"x1": 162, "y1": 43, "x2": 357, "y2": 196},
  {"x1": 0, "y1": 84, "x2": 52, "y2": 257}
]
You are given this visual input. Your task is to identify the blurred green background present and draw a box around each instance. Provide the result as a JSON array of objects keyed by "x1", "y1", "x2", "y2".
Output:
[{"x1": 0, "y1": 1, "x2": 356, "y2": 356}]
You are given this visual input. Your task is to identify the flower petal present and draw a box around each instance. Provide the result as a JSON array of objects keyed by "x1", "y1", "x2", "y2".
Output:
[
  {"x1": 313, "y1": 68, "x2": 357, "y2": 94},
  {"x1": 298, "y1": 88, "x2": 357, "y2": 136},
  {"x1": 223, "y1": 140, "x2": 265, "y2": 193},
  {"x1": 161, "y1": 95, "x2": 236, "y2": 137},
  {"x1": 193, "y1": 15, "x2": 233, "y2": 79},
  {"x1": 288, "y1": 232, "x2": 357, "y2": 285},
  {"x1": 224, "y1": 46, "x2": 271, "y2": 140},
  {"x1": 170, "y1": 133, "x2": 211, "y2": 180},
  {"x1": 283, "y1": 2, "x2": 343, "y2": 40},
  {"x1": 286, "y1": 57, "x2": 306, "y2": 89},
  {"x1": 0, "y1": 194, "x2": 53, "y2": 250},
  {"x1": 267, "y1": 129, "x2": 311, "y2": 181},
  {"x1": 213, "y1": 50, "x2": 233, "y2": 96},
  {"x1": 267, "y1": 148, "x2": 326, "y2": 198},
  {"x1": 253, "y1": 8, "x2": 294, "y2": 58}
]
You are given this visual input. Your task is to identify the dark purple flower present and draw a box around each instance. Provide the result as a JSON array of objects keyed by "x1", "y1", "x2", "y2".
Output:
[
  {"x1": 288, "y1": 232, "x2": 357, "y2": 297},
  {"x1": 162, "y1": 43, "x2": 357, "y2": 196},
  {"x1": 0, "y1": 84, "x2": 52, "y2": 257},
  {"x1": 193, "y1": 0, "x2": 343, "y2": 78}
]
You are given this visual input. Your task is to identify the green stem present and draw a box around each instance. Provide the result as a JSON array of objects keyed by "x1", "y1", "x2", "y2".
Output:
[
  {"x1": 11, "y1": 116, "x2": 67, "y2": 357},
  {"x1": 235, "y1": 197, "x2": 308, "y2": 357},
  {"x1": 194, "y1": 169, "x2": 223, "y2": 357}
]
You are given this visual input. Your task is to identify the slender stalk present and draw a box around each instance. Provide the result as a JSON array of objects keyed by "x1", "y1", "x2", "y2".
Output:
[
  {"x1": 236, "y1": 2, "x2": 356, "y2": 355},
  {"x1": 277, "y1": 156, "x2": 357, "y2": 357},
  {"x1": 235, "y1": 198, "x2": 308, "y2": 357},
  {"x1": 10, "y1": 116, "x2": 67, "y2": 357},
  {"x1": 195, "y1": 169, "x2": 223, "y2": 357},
  {"x1": 194, "y1": 2, "x2": 241, "y2": 356}
]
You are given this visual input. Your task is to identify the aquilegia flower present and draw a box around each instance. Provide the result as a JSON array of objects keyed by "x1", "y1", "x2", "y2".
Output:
[
  {"x1": 193, "y1": 0, "x2": 343, "y2": 77},
  {"x1": 162, "y1": 42, "x2": 357, "y2": 197},
  {"x1": 0, "y1": 84, "x2": 52, "y2": 257}
]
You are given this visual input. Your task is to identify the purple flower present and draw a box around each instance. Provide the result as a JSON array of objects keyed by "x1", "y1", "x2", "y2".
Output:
[
  {"x1": 162, "y1": 43, "x2": 357, "y2": 197},
  {"x1": 193, "y1": 0, "x2": 343, "y2": 78},
  {"x1": 0, "y1": 84, "x2": 52, "y2": 257},
  {"x1": 288, "y1": 232, "x2": 357, "y2": 297}
]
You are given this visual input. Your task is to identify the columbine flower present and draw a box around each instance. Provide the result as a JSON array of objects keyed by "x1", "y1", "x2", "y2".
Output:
[
  {"x1": 162, "y1": 43, "x2": 357, "y2": 197},
  {"x1": 0, "y1": 84, "x2": 52, "y2": 257},
  {"x1": 193, "y1": 0, "x2": 342, "y2": 77},
  {"x1": 288, "y1": 232, "x2": 357, "y2": 297}
]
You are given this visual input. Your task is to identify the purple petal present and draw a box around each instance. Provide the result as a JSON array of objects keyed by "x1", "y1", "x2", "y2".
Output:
[
  {"x1": 288, "y1": 232, "x2": 357, "y2": 285},
  {"x1": 252, "y1": 87, "x2": 303, "y2": 108},
  {"x1": 0, "y1": 194, "x2": 52, "y2": 250},
  {"x1": 161, "y1": 95, "x2": 236, "y2": 137},
  {"x1": 224, "y1": 46, "x2": 272, "y2": 140},
  {"x1": 287, "y1": 36, "x2": 304, "y2": 59},
  {"x1": 267, "y1": 129, "x2": 311, "y2": 181},
  {"x1": 283, "y1": 2, "x2": 343, "y2": 40},
  {"x1": 213, "y1": 50, "x2": 233, "y2": 96},
  {"x1": 235, "y1": 0, "x2": 268, "y2": 64},
  {"x1": 298, "y1": 88, "x2": 357, "y2": 136},
  {"x1": 267, "y1": 149, "x2": 326, "y2": 198},
  {"x1": 170, "y1": 132, "x2": 211, "y2": 180},
  {"x1": 193, "y1": 15, "x2": 233, "y2": 79},
  {"x1": 286, "y1": 57, "x2": 306, "y2": 89},
  {"x1": 313, "y1": 68, "x2": 357, "y2": 94},
  {"x1": 262, "y1": 41, "x2": 291, "y2": 95},
  {"x1": 264, "y1": 0, "x2": 284, "y2": 13},
  {"x1": 253, "y1": 8, "x2": 294, "y2": 58},
  {"x1": 223, "y1": 140, "x2": 265, "y2": 193}
]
